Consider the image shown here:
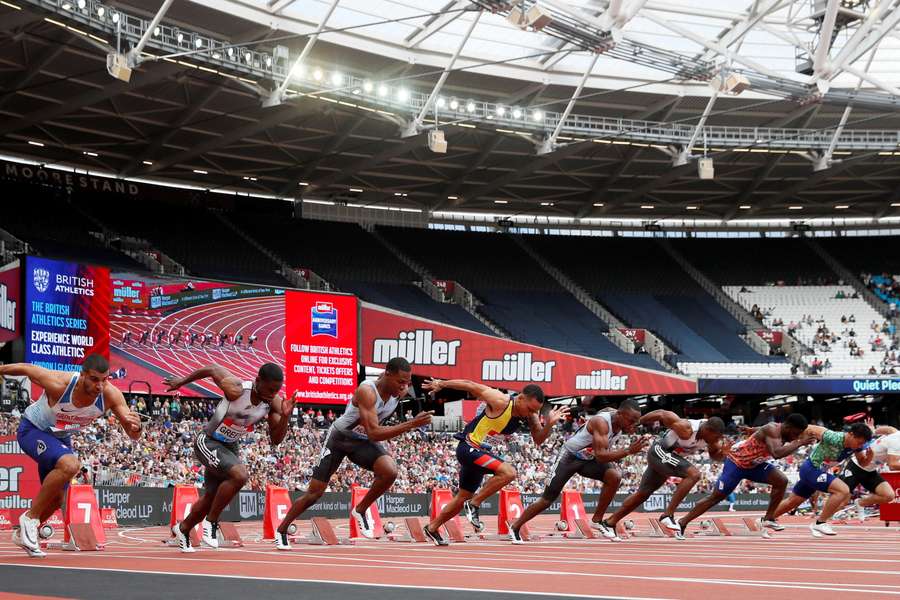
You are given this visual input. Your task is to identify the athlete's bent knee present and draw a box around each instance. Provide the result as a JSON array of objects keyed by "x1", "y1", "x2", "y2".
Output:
[
  {"x1": 56, "y1": 455, "x2": 81, "y2": 480},
  {"x1": 376, "y1": 465, "x2": 398, "y2": 482},
  {"x1": 304, "y1": 480, "x2": 327, "y2": 502},
  {"x1": 498, "y1": 465, "x2": 517, "y2": 482},
  {"x1": 230, "y1": 466, "x2": 250, "y2": 488},
  {"x1": 604, "y1": 469, "x2": 622, "y2": 487},
  {"x1": 683, "y1": 467, "x2": 701, "y2": 483}
]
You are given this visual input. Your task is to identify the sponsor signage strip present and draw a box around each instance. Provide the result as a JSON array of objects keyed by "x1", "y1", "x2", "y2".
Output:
[
  {"x1": 699, "y1": 377, "x2": 900, "y2": 395},
  {"x1": 0, "y1": 264, "x2": 19, "y2": 342},
  {"x1": 89, "y1": 489, "x2": 767, "y2": 525},
  {"x1": 0, "y1": 435, "x2": 40, "y2": 519},
  {"x1": 360, "y1": 303, "x2": 697, "y2": 396}
]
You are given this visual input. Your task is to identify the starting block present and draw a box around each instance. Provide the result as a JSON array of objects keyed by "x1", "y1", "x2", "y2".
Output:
[
  {"x1": 571, "y1": 518, "x2": 596, "y2": 539},
  {"x1": 162, "y1": 523, "x2": 201, "y2": 548},
  {"x1": 625, "y1": 518, "x2": 666, "y2": 538},
  {"x1": 653, "y1": 519, "x2": 680, "y2": 538},
  {"x1": 298, "y1": 517, "x2": 353, "y2": 546},
  {"x1": 217, "y1": 522, "x2": 243, "y2": 547},
  {"x1": 44, "y1": 523, "x2": 103, "y2": 551},
  {"x1": 707, "y1": 517, "x2": 770, "y2": 538},
  {"x1": 443, "y1": 519, "x2": 467, "y2": 543},
  {"x1": 390, "y1": 517, "x2": 427, "y2": 543},
  {"x1": 554, "y1": 518, "x2": 595, "y2": 540},
  {"x1": 68, "y1": 523, "x2": 100, "y2": 550}
]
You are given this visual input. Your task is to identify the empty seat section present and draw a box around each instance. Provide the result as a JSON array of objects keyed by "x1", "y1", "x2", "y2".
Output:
[
  {"x1": 671, "y1": 238, "x2": 835, "y2": 286},
  {"x1": 725, "y1": 285, "x2": 894, "y2": 376},
  {"x1": 377, "y1": 227, "x2": 661, "y2": 368},
  {"x1": 1, "y1": 181, "x2": 144, "y2": 270},
  {"x1": 528, "y1": 236, "x2": 781, "y2": 366},
  {"x1": 78, "y1": 193, "x2": 290, "y2": 286},
  {"x1": 236, "y1": 217, "x2": 493, "y2": 333}
]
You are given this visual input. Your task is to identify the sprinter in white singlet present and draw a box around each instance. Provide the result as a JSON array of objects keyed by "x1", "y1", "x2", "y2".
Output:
[
  {"x1": 164, "y1": 362, "x2": 294, "y2": 552},
  {"x1": 604, "y1": 410, "x2": 727, "y2": 535},
  {"x1": 3, "y1": 355, "x2": 141, "y2": 557},
  {"x1": 275, "y1": 357, "x2": 433, "y2": 549},
  {"x1": 509, "y1": 399, "x2": 647, "y2": 543}
]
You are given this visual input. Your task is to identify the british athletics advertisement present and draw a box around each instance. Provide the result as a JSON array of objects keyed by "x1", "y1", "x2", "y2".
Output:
[{"x1": 23, "y1": 256, "x2": 110, "y2": 370}]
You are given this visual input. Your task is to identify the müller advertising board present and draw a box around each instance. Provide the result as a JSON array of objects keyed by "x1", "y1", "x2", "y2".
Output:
[{"x1": 360, "y1": 303, "x2": 697, "y2": 396}]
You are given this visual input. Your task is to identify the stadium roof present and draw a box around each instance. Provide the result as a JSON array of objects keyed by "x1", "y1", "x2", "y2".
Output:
[{"x1": 1, "y1": 0, "x2": 899, "y2": 221}]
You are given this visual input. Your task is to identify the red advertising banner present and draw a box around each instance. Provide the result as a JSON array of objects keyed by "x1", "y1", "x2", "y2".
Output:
[
  {"x1": 755, "y1": 329, "x2": 784, "y2": 345},
  {"x1": 617, "y1": 328, "x2": 646, "y2": 345},
  {"x1": 361, "y1": 304, "x2": 697, "y2": 396},
  {"x1": 111, "y1": 278, "x2": 149, "y2": 310},
  {"x1": 0, "y1": 263, "x2": 19, "y2": 342},
  {"x1": 285, "y1": 290, "x2": 359, "y2": 404},
  {"x1": 0, "y1": 435, "x2": 40, "y2": 520}
]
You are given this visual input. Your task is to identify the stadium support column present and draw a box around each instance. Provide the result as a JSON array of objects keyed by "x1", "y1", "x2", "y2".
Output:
[
  {"x1": 402, "y1": 10, "x2": 482, "y2": 138},
  {"x1": 264, "y1": 0, "x2": 342, "y2": 107},
  {"x1": 537, "y1": 52, "x2": 600, "y2": 155},
  {"x1": 107, "y1": 0, "x2": 176, "y2": 81}
]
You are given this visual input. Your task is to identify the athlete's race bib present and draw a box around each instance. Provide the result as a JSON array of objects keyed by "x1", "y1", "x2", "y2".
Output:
[
  {"x1": 350, "y1": 424, "x2": 370, "y2": 439},
  {"x1": 213, "y1": 418, "x2": 253, "y2": 443},
  {"x1": 574, "y1": 448, "x2": 594, "y2": 461},
  {"x1": 53, "y1": 414, "x2": 95, "y2": 432}
]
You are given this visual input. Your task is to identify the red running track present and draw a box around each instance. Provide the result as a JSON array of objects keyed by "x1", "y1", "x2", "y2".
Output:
[
  {"x1": 2, "y1": 514, "x2": 899, "y2": 599},
  {"x1": 109, "y1": 296, "x2": 285, "y2": 396}
]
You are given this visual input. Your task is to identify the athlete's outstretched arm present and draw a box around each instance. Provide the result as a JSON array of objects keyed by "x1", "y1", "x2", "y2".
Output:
[
  {"x1": 527, "y1": 405, "x2": 570, "y2": 445},
  {"x1": 104, "y1": 385, "x2": 142, "y2": 440},
  {"x1": 589, "y1": 416, "x2": 648, "y2": 462},
  {"x1": 267, "y1": 391, "x2": 298, "y2": 445},
  {"x1": 639, "y1": 409, "x2": 692, "y2": 439},
  {"x1": 865, "y1": 416, "x2": 896, "y2": 436},
  {"x1": 356, "y1": 385, "x2": 432, "y2": 442},
  {"x1": 423, "y1": 378, "x2": 508, "y2": 410},
  {"x1": 856, "y1": 447, "x2": 875, "y2": 468},
  {"x1": 164, "y1": 364, "x2": 243, "y2": 401},
  {"x1": 0, "y1": 363, "x2": 69, "y2": 400},
  {"x1": 763, "y1": 423, "x2": 812, "y2": 459},
  {"x1": 803, "y1": 425, "x2": 827, "y2": 441}
]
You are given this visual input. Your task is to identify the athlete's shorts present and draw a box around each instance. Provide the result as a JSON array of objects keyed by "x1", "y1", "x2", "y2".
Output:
[
  {"x1": 542, "y1": 451, "x2": 615, "y2": 502},
  {"x1": 791, "y1": 458, "x2": 836, "y2": 499},
  {"x1": 839, "y1": 460, "x2": 887, "y2": 494},
  {"x1": 457, "y1": 440, "x2": 506, "y2": 494},
  {"x1": 311, "y1": 428, "x2": 389, "y2": 483},
  {"x1": 17, "y1": 418, "x2": 74, "y2": 483},
  {"x1": 637, "y1": 442, "x2": 695, "y2": 494},
  {"x1": 194, "y1": 434, "x2": 241, "y2": 490},
  {"x1": 715, "y1": 458, "x2": 775, "y2": 496}
]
